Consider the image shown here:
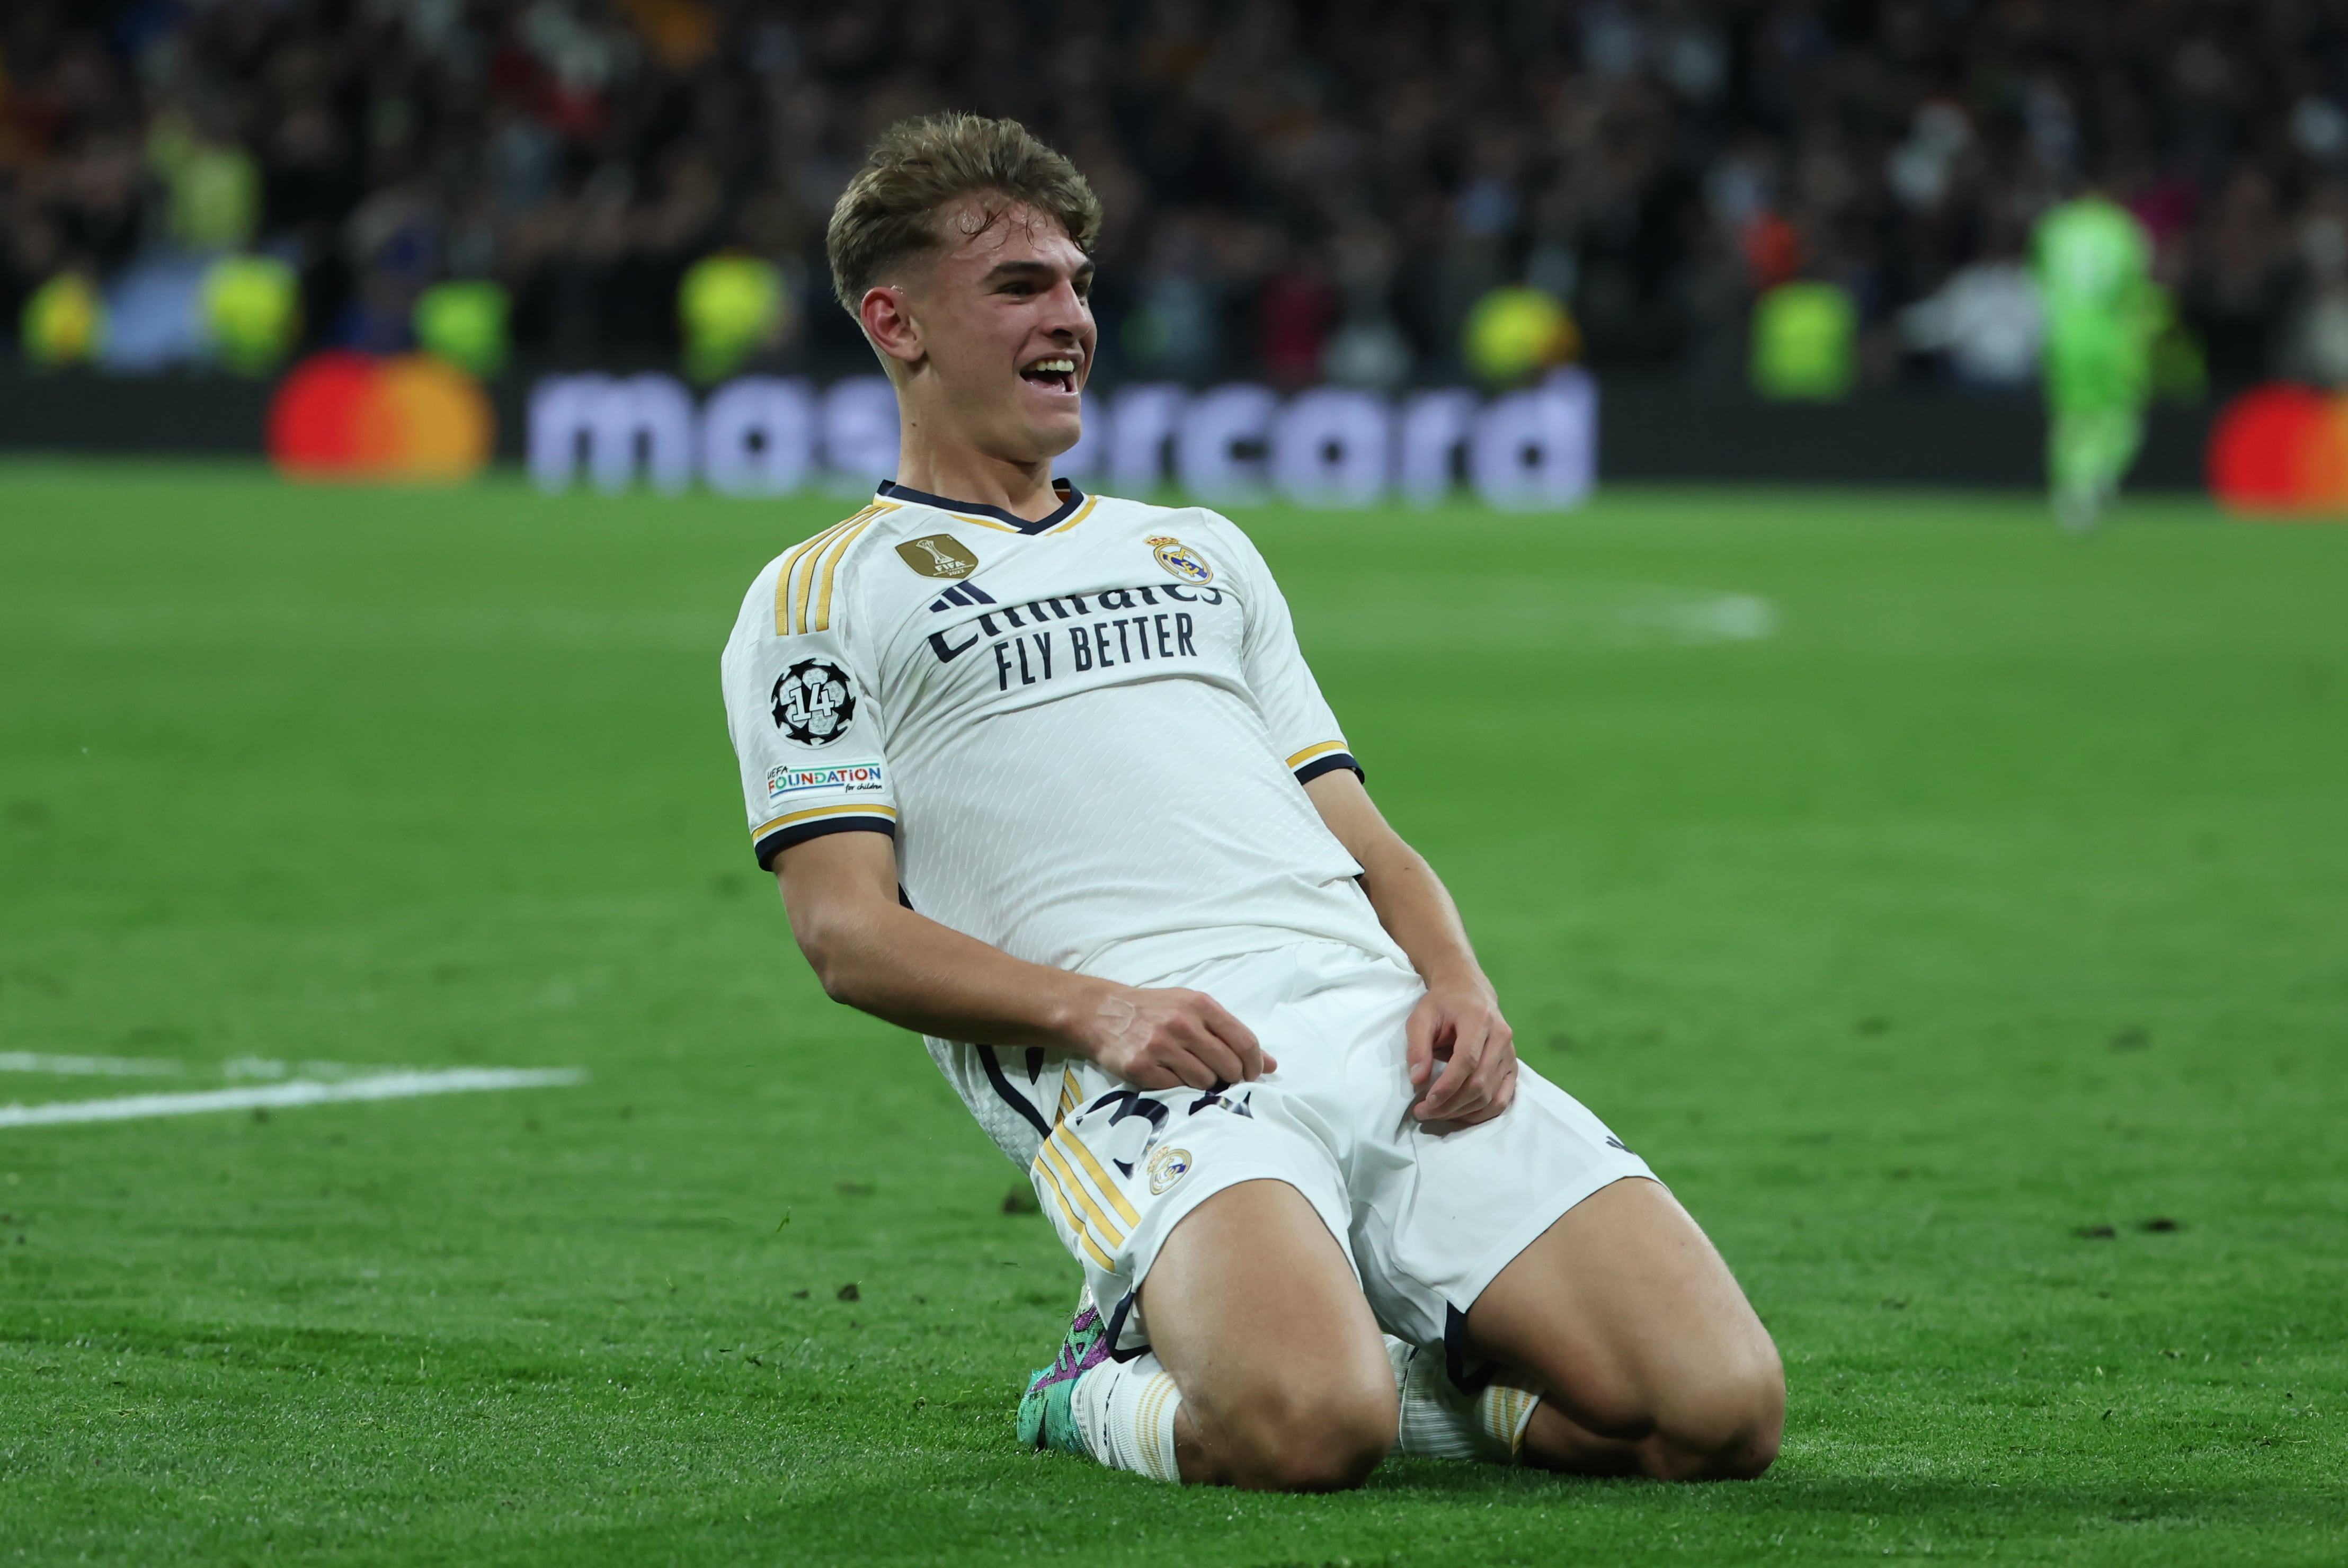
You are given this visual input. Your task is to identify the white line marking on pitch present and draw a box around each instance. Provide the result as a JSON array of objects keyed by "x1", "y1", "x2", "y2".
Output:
[
  {"x1": 0, "y1": 1052, "x2": 186, "y2": 1077},
  {"x1": 0, "y1": 1068, "x2": 586, "y2": 1129}
]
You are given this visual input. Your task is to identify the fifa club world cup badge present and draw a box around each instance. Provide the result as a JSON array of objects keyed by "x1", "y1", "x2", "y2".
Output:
[
  {"x1": 895, "y1": 533, "x2": 978, "y2": 579},
  {"x1": 1146, "y1": 535, "x2": 1212, "y2": 585},
  {"x1": 771, "y1": 660, "x2": 855, "y2": 745}
]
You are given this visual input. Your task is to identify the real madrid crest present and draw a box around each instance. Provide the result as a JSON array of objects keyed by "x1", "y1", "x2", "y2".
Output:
[
  {"x1": 1146, "y1": 1144, "x2": 1194, "y2": 1196},
  {"x1": 1146, "y1": 534, "x2": 1212, "y2": 585}
]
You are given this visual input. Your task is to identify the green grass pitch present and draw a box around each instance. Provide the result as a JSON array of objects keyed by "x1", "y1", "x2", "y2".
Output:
[{"x1": 2, "y1": 460, "x2": 2344, "y2": 1565}]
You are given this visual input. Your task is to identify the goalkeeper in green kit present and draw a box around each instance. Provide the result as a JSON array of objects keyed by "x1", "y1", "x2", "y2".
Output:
[{"x1": 2031, "y1": 190, "x2": 2160, "y2": 530}]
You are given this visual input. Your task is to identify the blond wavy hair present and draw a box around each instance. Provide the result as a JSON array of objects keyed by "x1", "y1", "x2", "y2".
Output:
[{"x1": 825, "y1": 112, "x2": 1103, "y2": 315}]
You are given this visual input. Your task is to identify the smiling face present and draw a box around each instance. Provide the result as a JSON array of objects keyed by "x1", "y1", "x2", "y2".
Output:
[{"x1": 860, "y1": 195, "x2": 1097, "y2": 466}]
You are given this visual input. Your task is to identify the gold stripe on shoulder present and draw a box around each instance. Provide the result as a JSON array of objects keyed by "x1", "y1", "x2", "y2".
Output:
[
  {"x1": 805, "y1": 515, "x2": 879, "y2": 633},
  {"x1": 1286, "y1": 740, "x2": 1350, "y2": 770},
  {"x1": 774, "y1": 502, "x2": 897, "y2": 635},
  {"x1": 772, "y1": 511, "x2": 868, "y2": 634},
  {"x1": 785, "y1": 518, "x2": 856, "y2": 631}
]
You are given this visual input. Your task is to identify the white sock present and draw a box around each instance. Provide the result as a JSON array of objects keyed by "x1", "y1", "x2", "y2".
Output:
[
  {"x1": 1070, "y1": 1351, "x2": 1184, "y2": 1483},
  {"x1": 1386, "y1": 1336, "x2": 1541, "y2": 1462}
]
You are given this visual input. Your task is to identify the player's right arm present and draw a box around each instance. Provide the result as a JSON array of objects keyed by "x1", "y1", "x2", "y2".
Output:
[{"x1": 773, "y1": 830, "x2": 1274, "y2": 1090}]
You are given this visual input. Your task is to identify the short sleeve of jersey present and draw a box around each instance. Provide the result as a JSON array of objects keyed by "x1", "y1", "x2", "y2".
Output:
[
  {"x1": 721, "y1": 583, "x2": 897, "y2": 870},
  {"x1": 1222, "y1": 521, "x2": 1363, "y2": 787}
]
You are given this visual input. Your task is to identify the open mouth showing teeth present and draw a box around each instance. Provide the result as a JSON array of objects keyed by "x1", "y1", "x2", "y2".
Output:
[{"x1": 1021, "y1": 357, "x2": 1079, "y2": 393}]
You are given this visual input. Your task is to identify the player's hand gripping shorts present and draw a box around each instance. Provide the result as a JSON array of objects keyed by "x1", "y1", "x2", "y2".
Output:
[{"x1": 1025, "y1": 940, "x2": 1656, "y2": 1359}]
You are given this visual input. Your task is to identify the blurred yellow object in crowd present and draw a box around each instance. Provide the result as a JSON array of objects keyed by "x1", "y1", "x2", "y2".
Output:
[
  {"x1": 1464, "y1": 286, "x2": 1580, "y2": 386},
  {"x1": 680, "y1": 252, "x2": 789, "y2": 384},
  {"x1": 415, "y1": 281, "x2": 512, "y2": 378},
  {"x1": 22, "y1": 272, "x2": 108, "y2": 368},
  {"x1": 148, "y1": 112, "x2": 261, "y2": 252},
  {"x1": 1750, "y1": 281, "x2": 1857, "y2": 401},
  {"x1": 617, "y1": 0, "x2": 719, "y2": 67},
  {"x1": 202, "y1": 254, "x2": 301, "y2": 375}
]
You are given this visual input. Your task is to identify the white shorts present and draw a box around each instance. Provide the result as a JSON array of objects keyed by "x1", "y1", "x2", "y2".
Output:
[{"x1": 1025, "y1": 940, "x2": 1656, "y2": 1363}]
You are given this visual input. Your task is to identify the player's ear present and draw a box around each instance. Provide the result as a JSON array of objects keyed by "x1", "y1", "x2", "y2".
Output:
[{"x1": 859, "y1": 283, "x2": 923, "y2": 369}]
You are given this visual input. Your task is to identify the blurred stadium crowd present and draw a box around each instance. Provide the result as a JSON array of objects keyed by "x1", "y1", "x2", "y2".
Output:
[{"x1": 8, "y1": 0, "x2": 2348, "y2": 391}]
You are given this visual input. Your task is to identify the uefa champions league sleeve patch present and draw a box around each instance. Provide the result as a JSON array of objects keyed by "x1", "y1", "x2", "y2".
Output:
[{"x1": 770, "y1": 659, "x2": 856, "y2": 745}]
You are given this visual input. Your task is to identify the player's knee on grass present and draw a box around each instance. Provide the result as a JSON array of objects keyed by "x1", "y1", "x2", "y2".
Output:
[
  {"x1": 1645, "y1": 1347, "x2": 1784, "y2": 1481},
  {"x1": 1212, "y1": 1367, "x2": 1397, "y2": 1492},
  {"x1": 1519, "y1": 1311, "x2": 1784, "y2": 1481}
]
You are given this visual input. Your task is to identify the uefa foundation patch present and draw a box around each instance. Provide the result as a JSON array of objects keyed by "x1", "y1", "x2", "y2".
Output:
[{"x1": 766, "y1": 761, "x2": 886, "y2": 804}]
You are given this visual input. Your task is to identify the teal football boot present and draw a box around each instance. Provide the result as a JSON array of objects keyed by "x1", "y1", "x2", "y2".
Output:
[{"x1": 1017, "y1": 1295, "x2": 1110, "y2": 1455}]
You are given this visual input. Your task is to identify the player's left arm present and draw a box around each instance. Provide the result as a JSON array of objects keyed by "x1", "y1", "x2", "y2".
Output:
[
  {"x1": 1305, "y1": 769, "x2": 1517, "y2": 1127},
  {"x1": 1217, "y1": 515, "x2": 1517, "y2": 1126}
]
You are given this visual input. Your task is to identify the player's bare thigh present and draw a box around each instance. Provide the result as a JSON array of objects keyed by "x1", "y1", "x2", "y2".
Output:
[
  {"x1": 1139, "y1": 1178, "x2": 1397, "y2": 1490},
  {"x1": 1465, "y1": 1177, "x2": 1784, "y2": 1481}
]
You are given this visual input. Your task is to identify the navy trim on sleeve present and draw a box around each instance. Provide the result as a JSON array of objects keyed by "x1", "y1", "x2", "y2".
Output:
[
  {"x1": 753, "y1": 813, "x2": 896, "y2": 871},
  {"x1": 1293, "y1": 751, "x2": 1364, "y2": 787}
]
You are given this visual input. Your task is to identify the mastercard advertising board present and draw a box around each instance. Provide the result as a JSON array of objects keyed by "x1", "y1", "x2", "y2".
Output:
[
  {"x1": 2207, "y1": 384, "x2": 2348, "y2": 519},
  {"x1": 266, "y1": 352, "x2": 494, "y2": 483}
]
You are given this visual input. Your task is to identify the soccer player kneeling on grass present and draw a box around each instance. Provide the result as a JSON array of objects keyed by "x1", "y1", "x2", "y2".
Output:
[{"x1": 721, "y1": 113, "x2": 1784, "y2": 1491}]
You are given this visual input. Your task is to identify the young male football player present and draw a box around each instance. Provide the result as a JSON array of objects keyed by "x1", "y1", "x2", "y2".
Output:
[{"x1": 721, "y1": 113, "x2": 1783, "y2": 1491}]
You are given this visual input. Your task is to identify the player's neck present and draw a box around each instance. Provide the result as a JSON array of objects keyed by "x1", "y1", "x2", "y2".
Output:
[{"x1": 892, "y1": 423, "x2": 1063, "y2": 523}]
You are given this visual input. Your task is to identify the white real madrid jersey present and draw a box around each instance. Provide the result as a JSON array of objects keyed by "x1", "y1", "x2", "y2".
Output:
[{"x1": 719, "y1": 480, "x2": 1406, "y2": 1164}]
